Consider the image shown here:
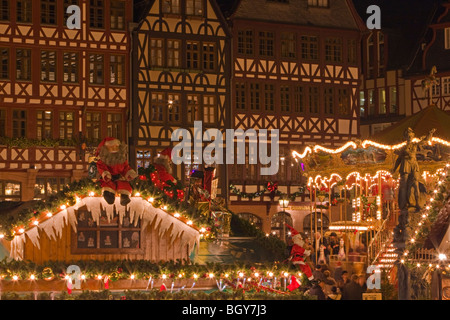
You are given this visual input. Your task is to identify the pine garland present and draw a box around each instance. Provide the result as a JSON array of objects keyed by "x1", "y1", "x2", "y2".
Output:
[
  {"x1": 0, "y1": 258, "x2": 302, "y2": 284},
  {"x1": 406, "y1": 167, "x2": 450, "y2": 253},
  {"x1": 229, "y1": 184, "x2": 269, "y2": 199},
  {"x1": 229, "y1": 183, "x2": 306, "y2": 201},
  {"x1": 0, "y1": 164, "x2": 211, "y2": 240},
  {"x1": 1, "y1": 289, "x2": 315, "y2": 300},
  {"x1": 0, "y1": 136, "x2": 77, "y2": 148}
]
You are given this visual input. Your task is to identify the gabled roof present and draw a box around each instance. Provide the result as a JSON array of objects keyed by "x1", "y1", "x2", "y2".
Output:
[
  {"x1": 352, "y1": 0, "x2": 440, "y2": 71},
  {"x1": 407, "y1": 1, "x2": 450, "y2": 75},
  {"x1": 371, "y1": 105, "x2": 450, "y2": 145},
  {"x1": 227, "y1": 0, "x2": 360, "y2": 30},
  {"x1": 133, "y1": 0, "x2": 154, "y2": 23},
  {"x1": 216, "y1": 0, "x2": 240, "y2": 18},
  {"x1": 8, "y1": 197, "x2": 200, "y2": 261},
  {"x1": 133, "y1": 0, "x2": 231, "y2": 37}
]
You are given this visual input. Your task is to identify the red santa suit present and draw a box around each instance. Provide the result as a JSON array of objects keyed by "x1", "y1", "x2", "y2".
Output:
[
  {"x1": 286, "y1": 224, "x2": 314, "y2": 280},
  {"x1": 96, "y1": 138, "x2": 137, "y2": 196},
  {"x1": 151, "y1": 148, "x2": 176, "y2": 190}
]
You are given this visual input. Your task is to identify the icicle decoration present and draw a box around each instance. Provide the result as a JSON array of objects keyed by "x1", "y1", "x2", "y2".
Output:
[{"x1": 10, "y1": 197, "x2": 200, "y2": 260}]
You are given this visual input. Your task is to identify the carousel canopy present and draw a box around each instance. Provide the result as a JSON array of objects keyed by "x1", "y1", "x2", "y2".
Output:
[{"x1": 372, "y1": 105, "x2": 450, "y2": 145}]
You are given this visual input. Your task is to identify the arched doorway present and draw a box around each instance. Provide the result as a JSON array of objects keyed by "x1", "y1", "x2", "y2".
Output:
[
  {"x1": 302, "y1": 212, "x2": 330, "y2": 238},
  {"x1": 237, "y1": 212, "x2": 263, "y2": 230},
  {"x1": 270, "y1": 211, "x2": 293, "y2": 242}
]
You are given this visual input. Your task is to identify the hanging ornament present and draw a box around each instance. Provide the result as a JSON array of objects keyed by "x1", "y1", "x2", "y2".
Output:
[
  {"x1": 42, "y1": 267, "x2": 54, "y2": 281},
  {"x1": 109, "y1": 271, "x2": 119, "y2": 282},
  {"x1": 104, "y1": 276, "x2": 110, "y2": 289}
]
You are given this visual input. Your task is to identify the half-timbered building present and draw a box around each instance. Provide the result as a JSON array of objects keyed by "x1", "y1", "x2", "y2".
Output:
[
  {"x1": 131, "y1": 0, "x2": 231, "y2": 197},
  {"x1": 407, "y1": 1, "x2": 450, "y2": 114},
  {"x1": 355, "y1": 0, "x2": 449, "y2": 138},
  {"x1": 0, "y1": 0, "x2": 133, "y2": 202},
  {"x1": 218, "y1": 0, "x2": 364, "y2": 236}
]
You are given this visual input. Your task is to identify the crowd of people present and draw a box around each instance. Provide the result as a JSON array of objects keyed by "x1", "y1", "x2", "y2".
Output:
[
  {"x1": 285, "y1": 227, "x2": 369, "y2": 300},
  {"x1": 304, "y1": 262, "x2": 367, "y2": 300}
]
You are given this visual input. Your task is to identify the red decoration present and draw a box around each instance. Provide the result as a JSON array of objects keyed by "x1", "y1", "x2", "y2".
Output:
[
  {"x1": 267, "y1": 182, "x2": 278, "y2": 193},
  {"x1": 104, "y1": 277, "x2": 110, "y2": 289},
  {"x1": 287, "y1": 276, "x2": 300, "y2": 291},
  {"x1": 67, "y1": 280, "x2": 72, "y2": 295}
]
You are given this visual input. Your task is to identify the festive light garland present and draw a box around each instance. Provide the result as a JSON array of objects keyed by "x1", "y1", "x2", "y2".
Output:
[
  {"x1": 404, "y1": 163, "x2": 450, "y2": 257},
  {"x1": 0, "y1": 166, "x2": 214, "y2": 242},
  {"x1": 0, "y1": 259, "x2": 309, "y2": 296},
  {"x1": 292, "y1": 137, "x2": 450, "y2": 159}
]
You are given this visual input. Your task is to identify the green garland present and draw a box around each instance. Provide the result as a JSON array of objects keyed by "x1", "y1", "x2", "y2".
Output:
[
  {"x1": 229, "y1": 184, "x2": 269, "y2": 199},
  {"x1": 229, "y1": 184, "x2": 306, "y2": 201},
  {"x1": 406, "y1": 167, "x2": 450, "y2": 253},
  {"x1": 0, "y1": 165, "x2": 214, "y2": 240},
  {"x1": 0, "y1": 136, "x2": 77, "y2": 148},
  {"x1": 1, "y1": 289, "x2": 315, "y2": 300},
  {"x1": 0, "y1": 179, "x2": 101, "y2": 240},
  {"x1": 0, "y1": 258, "x2": 302, "y2": 283}
]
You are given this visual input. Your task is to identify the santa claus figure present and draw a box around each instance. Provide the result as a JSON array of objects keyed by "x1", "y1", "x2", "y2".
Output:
[
  {"x1": 151, "y1": 147, "x2": 176, "y2": 190},
  {"x1": 96, "y1": 137, "x2": 138, "y2": 206},
  {"x1": 285, "y1": 224, "x2": 314, "y2": 281}
]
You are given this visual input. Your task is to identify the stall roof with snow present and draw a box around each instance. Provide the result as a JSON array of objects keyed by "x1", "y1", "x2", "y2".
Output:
[{"x1": 3, "y1": 196, "x2": 200, "y2": 264}]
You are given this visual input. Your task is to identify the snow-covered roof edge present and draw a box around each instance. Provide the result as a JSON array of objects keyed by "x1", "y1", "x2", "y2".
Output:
[{"x1": 10, "y1": 197, "x2": 200, "y2": 260}]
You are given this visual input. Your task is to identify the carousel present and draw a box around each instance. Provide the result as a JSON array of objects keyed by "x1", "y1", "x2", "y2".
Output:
[{"x1": 291, "y1": 107, "x2": 450, "y2": 274}]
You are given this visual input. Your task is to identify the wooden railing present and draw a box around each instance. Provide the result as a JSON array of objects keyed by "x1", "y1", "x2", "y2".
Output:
[
  {"x1": 409, "y1": 248, "x2": 437, "y2": 264},
  {"x1": 367, "y1": 206, "x2": 399, "y2": 266}
]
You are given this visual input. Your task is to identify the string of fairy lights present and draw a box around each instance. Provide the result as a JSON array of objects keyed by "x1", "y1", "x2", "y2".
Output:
[
  {"x1": 0, "y1": 262, "x2": 304, "y2": 294},
  {"x1": 400, "y1": 163, "x2": 450, "y2": 271},
  {"x1": 0, "y1": 190, "x2": 209, "y2": 242},
  {"x1": 292, "y1": 137, "x2": 450, "y2": 160}
]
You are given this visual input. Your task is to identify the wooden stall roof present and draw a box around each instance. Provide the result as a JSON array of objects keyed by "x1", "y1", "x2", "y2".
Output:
[
  {"x1": 373, "y1": 105, "x2": 450, "y2": 145},
  {"x1": 8, "y1": 197, "x2": 200, "y2": 261}
]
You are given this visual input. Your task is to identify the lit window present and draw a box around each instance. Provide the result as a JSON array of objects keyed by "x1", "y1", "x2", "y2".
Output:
[
  {"x1": 186, "y1": 0, "x2": 203, "y2": 16},
  {"x1": 442, "y1": 77, "x2": 450, "y2": 95},
  {"x1": 59, "y1": 111, "x2": 74, "y2": 140},
  {"x1": 37, "y1": 110, "x2": 53, "y2": 140},
  {"x1": 41, "y1": 51, "x2": 57, "y2": 82},
  {"x1": 0, "y1": 181, "x2": 21, "y2": 201},
  {"x1": 110, "y1": 0, "x2": 125, "y2": 30},
  {"x1": 63, "y1": 52, "x2": 78, "y2": 83},
  {"x1": 162, "y1": 0, "x2": 180, "y2": 14},
  {"x1": 110, "y1": 55, "x2": 125, "y2": 85},
  {"x1": 308, "y1": 0, "x2": 329, "y2": 8},
  {"x1": 89, "y1": 54, "x2": 104, "y2": 84}
]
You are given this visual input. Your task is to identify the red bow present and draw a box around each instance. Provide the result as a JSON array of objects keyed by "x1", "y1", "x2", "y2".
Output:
[{"x1": 267, "y1": 182, "x2": 278, "y2": 193}]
